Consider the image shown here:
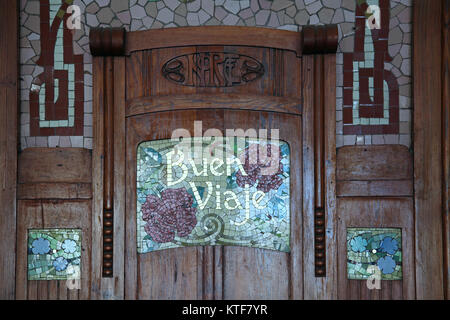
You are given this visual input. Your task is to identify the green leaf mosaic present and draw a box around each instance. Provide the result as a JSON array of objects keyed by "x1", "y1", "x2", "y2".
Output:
[
  {"x1": 137, "y1": 137, "x2": 290, "y2": 253},
  {"x1": 347, "y1": 228, "x2": 402, "y2": 280},
  {"x1": 28, "y1": 229, "x2": 81, "y2": 281}
]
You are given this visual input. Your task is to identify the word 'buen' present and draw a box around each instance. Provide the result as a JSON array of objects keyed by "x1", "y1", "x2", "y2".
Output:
[
  {"x1": 166, "y1": 150, "x2": 268, "y2": 226},
  {"x1": 162, "y1": 52, "x2": 265, "y2": 87}
]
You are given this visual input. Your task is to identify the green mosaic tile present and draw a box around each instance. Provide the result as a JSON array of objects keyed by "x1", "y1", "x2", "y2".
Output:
[
  {"x1": 347, "y1": 228, "x2": 402, "y2": 280},
  {"x1": 137, "y1": 137, "x2": 290, "y2": 253},
  {"x1": 28, "y1": 229, "x2": 81, "y2": 281}
]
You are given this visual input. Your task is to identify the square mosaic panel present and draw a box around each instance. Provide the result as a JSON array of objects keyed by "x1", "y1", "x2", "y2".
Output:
[
  {"x1": 347, "y1": 228, "x2": 402, "y2": 280},
  {"x1": 28, "y1": 229, "x2": 81, "y2": 281},
  {"x1": 137, "y1": 137, "x2": 290, "y2": 253}
]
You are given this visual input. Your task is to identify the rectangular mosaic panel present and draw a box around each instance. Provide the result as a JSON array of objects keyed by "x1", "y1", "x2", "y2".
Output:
[
  {"x1": 137, "y1": 137, "x2": 290, "y2": 253},
  {"x1": 342, "y1": 0, "x2": 400, "y2": 136},
  {"x1": 347, "y1": 228, "x2": 402, "y2": 280},
  {"x1": 28, "y1": 229, "x2": 81, "y2": 280},
  {"x1": 29, "y1": 0, "x2": 84, "y2": 137}
]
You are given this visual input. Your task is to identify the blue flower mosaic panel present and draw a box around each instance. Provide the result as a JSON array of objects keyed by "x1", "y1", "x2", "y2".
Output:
[
  {"x1": 28, "y1": 229, "x2": 81, "y2": 280},
  {"x1": 347, "y1": 228, "x2": 402, "y2": 280},
  {"x1": 137, "y1": 137, "x2": 290, "y2": 253}
]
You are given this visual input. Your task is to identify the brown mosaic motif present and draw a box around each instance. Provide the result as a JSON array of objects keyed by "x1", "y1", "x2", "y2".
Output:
[
  {"x1": 29, "y1": 0, "x2": 84, "y2": 136},
  {"x1": 343, "y1": 0, "x2": 399, "y2": 135}
]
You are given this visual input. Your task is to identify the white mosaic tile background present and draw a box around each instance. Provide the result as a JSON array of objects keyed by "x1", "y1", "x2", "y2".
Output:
[{"x1": 19, "y1": 0, "x2": 412, "y2": 149}]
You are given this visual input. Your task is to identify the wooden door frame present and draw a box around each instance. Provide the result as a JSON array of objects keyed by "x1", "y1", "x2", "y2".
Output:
[
  {"x1": 89, "y1": 25, "x2": 338, "y2": 299},
  {"x1": 0, "y1": 0, "x2": 18, "y2": 300},
  {"x1": 443, "y1": 0, "x2": 450, "y2": 300},
  {"x1": 413, "y1": 0, "x2": 448, "y2": 299}
]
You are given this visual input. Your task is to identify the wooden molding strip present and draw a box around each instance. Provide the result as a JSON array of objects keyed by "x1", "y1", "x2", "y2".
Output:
[
  {"x1": 126, "y1": 94, "x2": 302, "y2": 117},
  {"x1": 442, "y1": 0, "x2": 449, "y2": 300},
  {"x1": 102, "y1": 57, "x2": 115, "y2": 278},
  {"x1": 18, "y1": 148, "x2": 92, "y2": 184},
  {"x1": 126, "y1": 26, "x2": 302, "y2": 55},
  {"x1": 336, "y1": 180, "x2": 413, "y2": 197},
  {"x1": 89, "y1": 25, "x2": 339, "y2": 57},
  {"x1": 313, "y1": 55, "x2": 326, "y2": 277},
  {"x1": 0, "y1": 0, "x2": 18, "y2": 299},
  {"x1": 323, "y1": 54, "x2": 337, "y2": 296},
  {"x1": 336, "y1": 145, "x2": 413, "y2": 181},
  {"x1": 17, "y1": 183, "x2": 92, "y2": 200},
  {"x1": 413, "y1": 0, "x2": 444, "y2": 299}
]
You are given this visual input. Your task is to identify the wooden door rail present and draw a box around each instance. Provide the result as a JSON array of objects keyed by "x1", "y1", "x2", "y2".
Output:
[
  {"x1": 90, "y1": 25, "x2": 338, "y2": 58},
  {"x1": 126, "y1": 94, "x2": 303, "y2": 117}
]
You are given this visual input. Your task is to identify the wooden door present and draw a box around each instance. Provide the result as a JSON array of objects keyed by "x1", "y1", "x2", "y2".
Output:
[
  {"x1": 125, "y1": 110, "x2": 302, "y2": 299},
  {"x1": 90, "y1": 26, "x2": 338, "y2": 299}
]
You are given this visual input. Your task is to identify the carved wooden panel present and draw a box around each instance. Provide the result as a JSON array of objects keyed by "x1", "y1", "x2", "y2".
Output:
[
  {"x1": 125, "y1": 45, "x2": 302, "y2": 101},
  {"x1": 161, "y1": 52, "x2": 265, "y2": 87},
  {"x1": 336, "y1": 145, "x2": 415, "y2": 299},
  {"x1": 15, "y1": 148, "x2": 93, "y2": 300},
  {"x1": 125, "y1": 109, "x2": 302, "y2": 299},
  {"x1": 89, "y1": 26, "x2": 338, "y2": 299},
  {"x1": 337, "y1": 198, "x2": 414, "y2": 300},
  {"x1": 16, "y1": 200, "x2": 92, "y2": 300}
]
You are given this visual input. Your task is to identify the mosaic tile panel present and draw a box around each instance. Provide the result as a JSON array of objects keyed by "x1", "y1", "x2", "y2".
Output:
[
  {"x1": 137, "y1": 137, "x2": 290, "y2": 253},
  {"x1": 347, "y1": 227, "x2": 402, "y2": 280},
  {"x1": 342, "y1": 0, "x2": 399, "y2": 135},
  {"x1": 28, "y1": 229, "x2": 81, "y2": 280},
  {"x1": 19, "y1": 0, "x2": 412, "y2": 149},
  {"x1": 29, "y1": 0, "x2": 84, "y2": 137},
  {"x1": 337, "y1": 0, "x2": 412, "y2": 147}
]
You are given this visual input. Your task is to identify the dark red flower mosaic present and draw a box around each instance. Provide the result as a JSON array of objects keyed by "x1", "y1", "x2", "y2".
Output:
[
  {"x1": 142, "y1": 188, "x2": 198, "y2": 243},
  {"x1": 236, "y1": 144, "x2": 283, "y2": 193}
]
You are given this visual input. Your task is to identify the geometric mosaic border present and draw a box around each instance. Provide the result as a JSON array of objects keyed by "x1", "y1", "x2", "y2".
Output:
[{"x1": 19, "y1": 0, "x2": 412, "y2": 149}]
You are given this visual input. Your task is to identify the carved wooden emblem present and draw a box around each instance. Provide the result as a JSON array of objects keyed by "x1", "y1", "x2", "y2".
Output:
[{"x1": 162, "y1": 52, "x2": 265, "y2": 87}]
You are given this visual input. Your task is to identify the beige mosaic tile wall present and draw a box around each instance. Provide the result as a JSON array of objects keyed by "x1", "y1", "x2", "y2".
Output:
[{"x1": 19, "y1": 0, "x2": 412, "y2": 149}]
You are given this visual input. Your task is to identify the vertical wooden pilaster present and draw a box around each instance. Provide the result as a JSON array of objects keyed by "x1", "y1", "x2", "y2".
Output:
[
  {"x1": 102, "y1": 57, "x2": 114, "y2": 278},
  {"x1": 302, "y1": 53, "x2": 337, "y2": 298},
  {"x1": 0, "y1": 0, "x2": 18, "y2": 300},
  {"x1": 413, "y1": 0, "x2": 445, "y2": 299},
  {"x1": 442, "y1": 0, "x2": 450, "y2": 300},
  {"x1": 92, "y1": 55, "x2": 125, "y2": 299}
]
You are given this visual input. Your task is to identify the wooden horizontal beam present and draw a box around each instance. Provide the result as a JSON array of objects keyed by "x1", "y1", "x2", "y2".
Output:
[
  {"x1": 337, "y1": 145, "x2": 413, "y2": 181},
  {"x1": 89, "y1": 25, "x2": 339, "y2": 57},
  {"x1": 337, "y1": 180, "x2": 413, "y2": 197},
  {"x1": 126, "y1": 94, "x2": 302, "y2": 117},
  {"x1": 18, "y1": 148, "x2": 92, "y2": 184},
  {"x1": 18, "y1": 183, "x2": 92, "y2": 200}
]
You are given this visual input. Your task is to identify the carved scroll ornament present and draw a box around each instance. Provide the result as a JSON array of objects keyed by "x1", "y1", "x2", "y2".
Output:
[{"x1": 162, "y1": 52, "x2": 265, "y2": 87}]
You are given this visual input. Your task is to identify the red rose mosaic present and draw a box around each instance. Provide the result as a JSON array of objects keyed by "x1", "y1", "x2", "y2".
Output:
[
  {"x1": 236, "y1": 144, "x2": 283, "y2": 193},
  {"x1": 142, "y1": 188, "x2": 198, "y2": 243}
]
